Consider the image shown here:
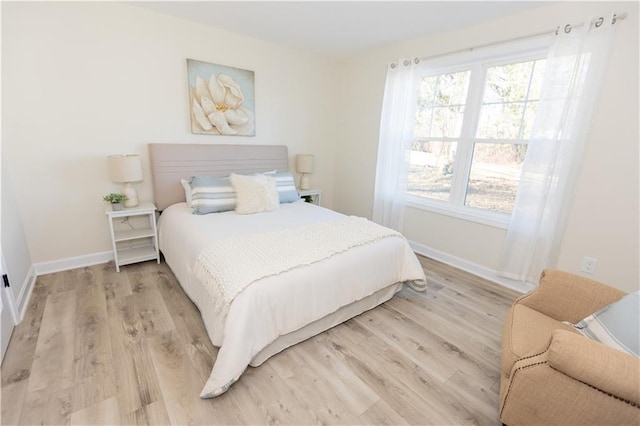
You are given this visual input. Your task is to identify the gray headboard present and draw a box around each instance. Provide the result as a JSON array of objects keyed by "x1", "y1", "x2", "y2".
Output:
[{"x1": 148, "y1": 143, "x2": 289, "y2": 211}]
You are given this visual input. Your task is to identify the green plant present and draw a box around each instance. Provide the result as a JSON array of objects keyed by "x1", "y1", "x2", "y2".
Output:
[{"x1": 102, "y1": 193, "x2": 128, "y2": 204}]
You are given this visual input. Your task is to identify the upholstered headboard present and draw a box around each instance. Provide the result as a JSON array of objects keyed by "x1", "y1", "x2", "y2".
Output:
[{"x1": 148, "y1": 143, "x2": 289, "y2": 211}]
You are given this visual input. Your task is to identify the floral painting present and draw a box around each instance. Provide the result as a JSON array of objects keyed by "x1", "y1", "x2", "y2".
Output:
[{"x1": 187, "y1": 59, "x2": 255, "y2": 136}]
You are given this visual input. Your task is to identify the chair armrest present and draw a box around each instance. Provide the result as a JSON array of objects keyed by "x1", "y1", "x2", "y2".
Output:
[
  {"x1": 501, "y1": 333, "x2": 640, "y2": 425},
  {"x1": 549, "y1": 329, "x2": 640, "y2": 406},
  {"x1": 516, "y1": 269, "x2": 625, "y2": 323}
]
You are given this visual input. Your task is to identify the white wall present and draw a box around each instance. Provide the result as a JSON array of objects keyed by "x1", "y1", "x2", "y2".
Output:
[
  {"x1": 335, "y1": 2, "x2": 639, "y2": 293},
  {"x1": 2, "y1": 2, "x2": 339, "y2": 265}
]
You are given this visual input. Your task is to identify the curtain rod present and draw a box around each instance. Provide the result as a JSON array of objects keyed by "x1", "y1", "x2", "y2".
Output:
[{"x1": 416, "y1": 12, "x2": 628, "y2": 64}]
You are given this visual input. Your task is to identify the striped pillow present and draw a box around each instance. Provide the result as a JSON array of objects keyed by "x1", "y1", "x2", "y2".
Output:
[
  {"x1": 270, "y1": 172, "x2": 299, "y2": 203},
  {"x1": 574, "y1": 290, "x2": 639, "y2": 357},
  {"x1": 189, "y1": 176, "x2": 236, "y2": 214}
]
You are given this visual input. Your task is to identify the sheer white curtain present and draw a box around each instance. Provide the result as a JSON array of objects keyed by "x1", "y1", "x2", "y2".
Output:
[
  {"x1": 372, "y1": 59, "x2": 418, "y2": 232},
  {"x1": 500, "y1": 14, "x2": 618, "y2": 283}
]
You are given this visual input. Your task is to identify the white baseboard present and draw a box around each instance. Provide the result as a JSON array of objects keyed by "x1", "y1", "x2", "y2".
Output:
[
  {"x1": 16, "y1": 265, "x2": 37, "y2": 321},
  {"x1": 11, "y1": 252, "x2": 113, "y2": 323},
  {"x1": 33, "y1": 251, "x2": 113, "y2": 276},
  {"x1": 408, "y1": 240, "x2": 535, "y2": 294}
]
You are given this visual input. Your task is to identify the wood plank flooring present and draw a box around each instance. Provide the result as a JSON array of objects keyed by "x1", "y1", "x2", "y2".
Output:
[{"x1": 1, "y1": 256, "x2": 520, "y2": 425}]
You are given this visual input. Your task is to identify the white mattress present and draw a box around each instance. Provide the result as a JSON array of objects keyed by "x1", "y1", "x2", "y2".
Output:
[{"x1": 158, "y1": 201, "x2": 426, "y2": 397}]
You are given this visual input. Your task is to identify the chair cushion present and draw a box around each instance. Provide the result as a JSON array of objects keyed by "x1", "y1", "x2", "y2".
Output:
[{"x1": 502, "y1": 303, "x2": 579, "y2": 377}]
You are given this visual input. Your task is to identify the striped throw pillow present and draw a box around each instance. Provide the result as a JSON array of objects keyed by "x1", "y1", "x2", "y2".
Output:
[
  {"x1": 574, "y1": 290, "x2": 639, "y2": 357},
  {"x1": 189, "y1": 176, "x2": 236, "y2": 214},
  {"x1": 270, "y1": 172, "x2": 299, "y2": 203}
]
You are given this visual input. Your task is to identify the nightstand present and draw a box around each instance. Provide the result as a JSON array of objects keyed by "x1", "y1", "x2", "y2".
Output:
[
  {"x1": 105, "y1": 202, "x2": 160, "y2": 272},
  {"x1": 299, "y1": 189, "x2": 322, "y2": 205}
]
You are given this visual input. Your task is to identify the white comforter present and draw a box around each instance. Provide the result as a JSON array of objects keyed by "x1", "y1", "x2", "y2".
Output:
[{"x1": 158, "y1": 201, "x2": 426, "y2": 397}]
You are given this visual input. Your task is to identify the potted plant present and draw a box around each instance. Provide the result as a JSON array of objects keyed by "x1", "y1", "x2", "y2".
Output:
[{"x1": 103, "y1": 193, "x2": 128, "y2": 211}]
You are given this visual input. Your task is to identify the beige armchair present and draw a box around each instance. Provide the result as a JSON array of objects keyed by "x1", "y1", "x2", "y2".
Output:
[{"x1": 499, "y1": 269, "x2": 640, "y2": 425}]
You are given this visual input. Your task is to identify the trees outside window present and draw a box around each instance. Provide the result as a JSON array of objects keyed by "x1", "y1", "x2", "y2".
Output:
[{"x1": 407, "y1": 49, "x2": 547, "y2": 222}]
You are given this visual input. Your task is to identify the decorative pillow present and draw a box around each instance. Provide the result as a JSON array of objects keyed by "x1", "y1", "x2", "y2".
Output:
[
  {"x1": 181, "y1": 179, "x2": 193, "y2": 207},
  {"x1": 229, "y1": 173, "x2": 279, "y2": 215},
  {"x1": 189, "y1": 176, "x2": 237, "y2": 215},
  {"x1": 573, "y1": 290, "x2": 639, "y2": 357},
  {"x1": 270, "y1": 171, "x2": 300, "y2": 203}
]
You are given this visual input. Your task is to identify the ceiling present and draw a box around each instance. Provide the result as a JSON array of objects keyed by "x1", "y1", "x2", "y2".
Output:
[{"x1": 129, "y1": 1, "x2": 547, "y2": 57}]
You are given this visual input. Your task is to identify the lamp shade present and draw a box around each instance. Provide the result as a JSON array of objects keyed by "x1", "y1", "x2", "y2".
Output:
[
  {"x1": 108, "y1": 154, "x2": 143, "y2": 183},
  {"x1": 296, "y1": 154, "x2": 314, "y2": 174}
]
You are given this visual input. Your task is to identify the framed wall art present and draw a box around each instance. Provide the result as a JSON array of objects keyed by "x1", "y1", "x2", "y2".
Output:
[{"x1": 187, "y1": 58, "x2": 255, "y2": 136}]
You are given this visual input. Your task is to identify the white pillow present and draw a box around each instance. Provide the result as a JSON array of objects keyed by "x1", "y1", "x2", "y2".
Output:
[
  {"x1": 181, "y1": 179, "x2": 193, "y2": 207},
  {"x1": 229, "y1": 173, "x2": 279, "y2": 215}
]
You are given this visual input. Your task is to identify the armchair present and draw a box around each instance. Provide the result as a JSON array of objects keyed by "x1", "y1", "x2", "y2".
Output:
[{"x1": 499, "y1": 269, "x2": 639, "y2": 425}]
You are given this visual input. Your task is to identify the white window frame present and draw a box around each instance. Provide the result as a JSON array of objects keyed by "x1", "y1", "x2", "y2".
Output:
[{"x1": 406, "y1": 38, "x2": 550, "y2": 229}]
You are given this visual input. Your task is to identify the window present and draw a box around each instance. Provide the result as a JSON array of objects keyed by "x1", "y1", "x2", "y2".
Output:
[{"x1": 407, "y1": 46, "x2": 548, "y2": 224}]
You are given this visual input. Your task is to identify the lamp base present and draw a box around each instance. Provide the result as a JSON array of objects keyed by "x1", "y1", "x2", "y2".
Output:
[
  {"x1": 121, "y1": 182, "x2": 139, "y2": 208},
  {"x1": 300, "y1": 173, "x2": 310, "y2": 190}
]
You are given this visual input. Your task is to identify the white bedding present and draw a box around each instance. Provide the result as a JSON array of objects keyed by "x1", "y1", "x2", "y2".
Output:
[{"x1": 158, "y1": 201, "x2": 426, "y2": 397}]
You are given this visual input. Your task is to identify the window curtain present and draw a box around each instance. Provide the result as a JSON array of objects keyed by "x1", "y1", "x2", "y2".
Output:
[
  {"x1": 499, "y1": 14, "x2": 618, "y2": 283},
  {"x1": 372, "y1": 59, "x2": 419, "y2": 232}
]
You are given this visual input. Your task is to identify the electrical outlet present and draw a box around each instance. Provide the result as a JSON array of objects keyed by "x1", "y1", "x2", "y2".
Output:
[{"x1": 581, "y1": 257, "x2": 598, "y2": 274}]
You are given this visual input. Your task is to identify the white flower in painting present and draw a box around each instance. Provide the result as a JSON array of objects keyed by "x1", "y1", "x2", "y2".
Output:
[{"x1": 190, "y1": 74, "x2": 254, "y2": 135}]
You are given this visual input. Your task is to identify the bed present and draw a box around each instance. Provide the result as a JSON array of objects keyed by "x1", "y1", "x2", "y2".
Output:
[{"x1": 149, "y1": 143, "x2": 426, "y2": 398}]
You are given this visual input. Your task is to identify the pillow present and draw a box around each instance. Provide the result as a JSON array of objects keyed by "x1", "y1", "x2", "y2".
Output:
[
  {"x1": 270, "y1": 171, "x2": 300, "y2": 203},
  {"x1": 181, "y1": 179, "x2": 193, "y2": 207},
  {"x1": 229, "y1": 173, "x2": 279, "y2": 215},
  {"x1": 189, "y1": 176, "x2": 237, "y2": 214},
  {"x1": 573, "y1": 290, "x2": 639, "y2": 357}
]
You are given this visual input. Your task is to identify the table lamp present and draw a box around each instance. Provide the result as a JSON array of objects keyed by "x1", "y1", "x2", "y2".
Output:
[
  {"x1": 296, "y1": 154, "x2": 314, "y2": 190},
  {"x1": 108, "y1": 154, "x2": 143, "y2": 207}
]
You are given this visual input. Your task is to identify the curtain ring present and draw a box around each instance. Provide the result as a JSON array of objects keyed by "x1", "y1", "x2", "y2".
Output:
[
  {"x1": 403, "y1": 59, "x2": 411, "y2": 67},
  {"x1": 612, "y1": 14, "x2": 618, "y2": 25},
  {"x1": 595, "y1": 17, "x2": 604, "y2": 28},
  {"x1": 564, "y1": 24, "x2": 572, "y2": 34},
  {"x1": 390, "y1": 63, "x2": 397, "y2": 69},
  {"x1": 555, "y1": 26, "x2": 560, "y2": 35},
  {"x1": 414, "y1": 58, "x2": 420, "y2": 65}
]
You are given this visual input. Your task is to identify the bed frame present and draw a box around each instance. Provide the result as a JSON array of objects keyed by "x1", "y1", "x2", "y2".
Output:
[{"x1": 148, "y1": 143, "x2": 289, "y2": 211}]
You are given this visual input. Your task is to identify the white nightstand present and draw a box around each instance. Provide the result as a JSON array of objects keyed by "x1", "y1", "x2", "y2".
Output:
[
  {"x1": 105, "y1": 202, "x2": 160, "y2": 272},
  {"x1": 299, "y1": 189, "x2": 322, "y2": 205}
]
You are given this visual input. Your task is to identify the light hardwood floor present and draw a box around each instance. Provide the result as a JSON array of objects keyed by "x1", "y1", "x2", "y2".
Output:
[{"x1": 1, "y1": 256, "x2": 520, "y2": 425}]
